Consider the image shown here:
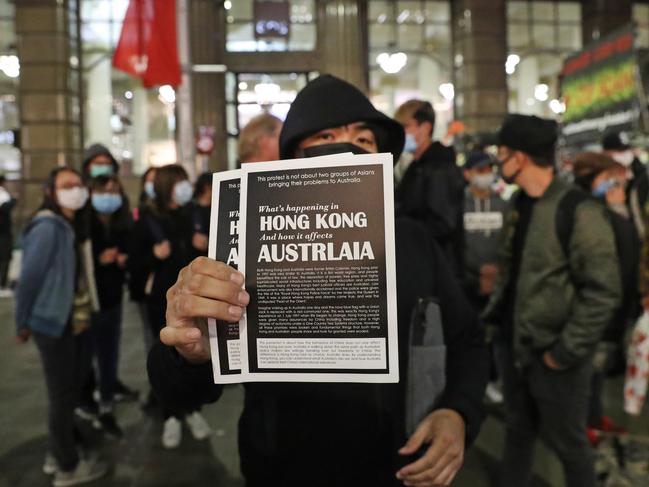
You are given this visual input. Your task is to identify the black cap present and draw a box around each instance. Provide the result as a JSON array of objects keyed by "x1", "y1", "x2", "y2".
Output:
[
  {"x1": 279, "y1": 74, "x2": 405, "y2": 160},
  {"x1": 464, "y1": 151, "x2": 495, "y2": 170},
  {"x1": 498, "y1": 114, "x2": 557, "y2": 158},
  {"x1": 602, "y1": 131, "x2": 631, "y2": 151}
]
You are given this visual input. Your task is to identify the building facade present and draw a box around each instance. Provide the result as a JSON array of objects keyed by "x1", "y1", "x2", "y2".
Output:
[{"x1": 2, "y1": 0, "x2": 647, "y2": 222}]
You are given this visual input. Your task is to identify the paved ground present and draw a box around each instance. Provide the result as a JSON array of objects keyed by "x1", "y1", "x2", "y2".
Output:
[{"x1": 0, "y1": 295, "x2": 647, "y2": 486}]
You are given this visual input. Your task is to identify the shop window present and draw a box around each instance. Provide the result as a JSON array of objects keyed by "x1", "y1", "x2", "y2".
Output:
[
  {"x1": 80, "y1": 0, "x2": 176, "y2": 175},
  {"x1": 226, "y1": 0, "x2": 316, "y2": 52},
  {"x1": 367, "y1": 0, "x2": 452, "y2": 141},
  {"x1": 506, "y1": 1, "x2": 582, "y2": 118},
  {"x1": 0, "y1": 1, "x2": 19, "y2": 180},
  {"x1": 225, "y1": 72, "x2": 312, "y2": 169}
]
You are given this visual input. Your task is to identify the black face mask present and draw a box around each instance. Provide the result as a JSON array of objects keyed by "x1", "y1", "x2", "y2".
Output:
[
  {"x1": 500, "y1": 167, "x2": 521, "y2": 185},
  {"x1": 301, "y1": 143, "x2": 370, "y2": 158}
]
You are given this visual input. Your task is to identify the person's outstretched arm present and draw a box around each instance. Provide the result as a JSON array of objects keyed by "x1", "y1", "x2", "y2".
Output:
[{"x1": 147, "y1": 257, "x2": 250, "y2": 410}]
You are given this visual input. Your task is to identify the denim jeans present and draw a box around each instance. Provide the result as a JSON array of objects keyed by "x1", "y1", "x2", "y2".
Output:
[
  {"x1": 495, "y1": 340, "x2": 596, "y2": 487},
  {"x1": 34, "y1": 327, "x2": 93, "y2": 471}
]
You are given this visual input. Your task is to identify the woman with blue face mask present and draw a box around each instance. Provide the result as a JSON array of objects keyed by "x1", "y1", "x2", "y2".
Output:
[
  {"x1": 126, "y1": 166, "x2": 158, "y2": 412},
  {"x1": 573, "y1": 152, "x2": 640, "y2": 443},
  {"x1": 129, "y1": 164, "x2": 212, "y2": 448},
  {"x1": 84, "y1": 175, "x2": 135, "y2": 439}
]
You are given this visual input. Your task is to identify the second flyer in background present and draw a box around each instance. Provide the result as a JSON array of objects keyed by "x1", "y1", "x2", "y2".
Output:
[
  {"x1": 238, "y1": 153, "x2": 398, "y2": 383},
  {"x1": 208, "y1": 169, "x2": 242, "y2": 383}
]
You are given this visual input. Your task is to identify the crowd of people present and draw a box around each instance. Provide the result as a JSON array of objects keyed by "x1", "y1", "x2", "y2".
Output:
[{"x1": 10, "y1": 73, "x2": 649, "y2": 487}]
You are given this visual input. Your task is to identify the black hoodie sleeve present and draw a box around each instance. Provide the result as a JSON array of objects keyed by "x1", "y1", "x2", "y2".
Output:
[
  {"x1": 396, "y1": 218, "x2": 487, "y2": 445},
  {"x1": 432, "y1": 236, "x2": 489, "y2": 445},
  {"x1": 147, "y1": 340, "x2": 224, "y2": 411}
]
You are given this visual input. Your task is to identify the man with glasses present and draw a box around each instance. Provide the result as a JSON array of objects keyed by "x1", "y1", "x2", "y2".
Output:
[{"x1": 484, "y1": 114, "x2": 621, "y2": 487}]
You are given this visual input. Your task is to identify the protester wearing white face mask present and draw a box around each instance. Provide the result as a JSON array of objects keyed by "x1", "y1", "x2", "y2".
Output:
[
  {"x1": 15, "y1": 167, "x2": 108, "y2": 486},
  {"x1": 129, "y1": 164, "x2": 212, "y2": 448},
  {"x1": 462, "y1": 152, "x2": 509, "y2": 404},
  {"x1": 602, "y1": 131, "x2": 649, "y2": 239}
]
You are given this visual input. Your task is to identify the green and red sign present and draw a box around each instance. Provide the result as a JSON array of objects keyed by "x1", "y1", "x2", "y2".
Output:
[{"x1": 561, "y1": 27, "x2": 641, "y2": 145}]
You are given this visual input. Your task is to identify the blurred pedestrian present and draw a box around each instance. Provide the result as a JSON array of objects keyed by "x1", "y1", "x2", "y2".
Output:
[
  {"x1": 0, "y1": 174, "x2": 16, "y2": 296},
  {"x1": 462, "y1": 152, "x2": 507, "y2": 310},
  {"x1": 573, "y1": 152, "x2": 640, "y2": 441},
  {"x1": 394, "y1": 99, "x2": 465, "y2": 277},
  {"x1": 85, "y1": 174, "x2": 134, "y2": 438},
  {"x1": 190, "y1": 172, "x2": 212, "y2": 257},
  {"x1": 484, "y1": 115, "x2": 621, "y2": 487},
  {"x1": 130, "y1": 164, "x2": 211, "y2": 448},
  {"x1": 81, "y1": 144, "x2": 120, "y2": 181},
  {"x1": 462, "y1": 151, "x2": 508, "y2": 404},
  {"x1": 128, "y1": 166, "x2": 158, "y2": 412},
  {"x1": 15, "y1": 167, "x2": 108, "y2": 485},
  {"x1": 238, "y1": 113, "x2": 282, "y2": 163},
  {"x1": 602, "y1": 131, "x2": 649, "y2": 238}
]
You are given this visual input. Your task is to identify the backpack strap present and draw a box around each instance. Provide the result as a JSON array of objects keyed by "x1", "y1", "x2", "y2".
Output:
[{"x1": 556, "y1": 188, "x2": 591, "y2": 258}]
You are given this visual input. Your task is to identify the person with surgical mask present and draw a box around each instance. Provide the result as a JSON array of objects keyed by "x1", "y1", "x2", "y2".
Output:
[
  {"x1": 82, "y1": 144, "x2": 119, "y2": 181},
  {"x1": 573, "y1": 152, "x2": 640, "y2": 443},
  {"x1": 602, "y1": 131, "x2": 649, "y2": 238},
  {"x1": 127, "y1": 166, "x2": 158, "y2": 413},
  {"x1": 81, "y1": 175, "x2": 134, "y2": 439},
  {"x1": 393, "y1": 99, "x2": 465, "y2": 278},
  {"x1": 15, "y1": 167, "x2": 108, "y2": 485},
  {"x1": 462, "y1": 152, "x2": 508, "y2": 309},
  {"x1": 129, "y1": 164, "x2": 212, "y2": 449},
  {"x1": 462, "y1": 152, "x2": 509, "y2": 405}
]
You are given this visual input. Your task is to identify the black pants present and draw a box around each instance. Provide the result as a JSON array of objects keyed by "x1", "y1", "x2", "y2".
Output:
[
  {"x1": 495, "y1": 340, "x2": 596, "y2": 487},
  {"x1": 34, "y1": 328, "x2": 93, "y2": 471},
  {"x1": 146, "y1": 296, "x2": 191, "y2": 419},
  {"x1": 0, "y1": 233, "x2": 11, "y2": 288}
]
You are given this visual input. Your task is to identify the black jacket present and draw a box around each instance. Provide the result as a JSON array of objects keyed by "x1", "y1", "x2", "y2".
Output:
[
  {"x1": 606, "y1": 208, "x2": 640, "y2": 341},
  {"x1": 91, "y1": 211, "x2": 131, "y2": 309},
  {"x1": 147, "y1": 217, "x2": 488, "y2": 487},
  {"x1": 129, "y1": 206, "x2": 194, "y2": 302},
  {"x1": 396, "y1": 142, "x2": 465, "y2": 276}
]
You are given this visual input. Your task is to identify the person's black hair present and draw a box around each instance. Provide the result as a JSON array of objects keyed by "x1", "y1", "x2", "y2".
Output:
[
  {"x1": 38, "y1": 166, "x2": 90, "y2": 240},
  {"x1": 89, "y1": 174, "x2": 132, "y2": 233},
  {"x1": 193, "y1": 172, "x2": 213, "y2": 200},
  {"x1": 413, "y1": 101, "x2": 436, "y2": 135},
  {"x1": 139, "y1": 166, "x2": 156, "y2": 205},
  {"x1": 153, "y1": 164, "x2": 189, "y2": 213}
]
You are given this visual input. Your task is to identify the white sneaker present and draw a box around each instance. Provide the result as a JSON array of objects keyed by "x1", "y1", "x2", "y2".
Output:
[
  {"x1": 162, "y1": 417, "x2": 182, "y2": 449},
  {"x1": 43, "y1": 452, "x2": 58, "y2": 475},
  {"x1": 186, "y1": 411, "x2": 212, "y2": 440},
  {"x1": 485, "y1": 382, "x2": 504, "y2": 404},
  {"x1": 52, "y1": 457, "x2": 108, "y2": 486},
  {"x1": 0, "y1": 288, "x2": 13, "y2": 298}
]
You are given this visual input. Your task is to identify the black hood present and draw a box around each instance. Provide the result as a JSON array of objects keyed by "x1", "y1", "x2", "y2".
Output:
[
  {"x1": 82, "y1": 143, "x2": 119, "y2": 178},
  {"x1": 279, "y1": 74, "x2": 405, "y2": 160}
]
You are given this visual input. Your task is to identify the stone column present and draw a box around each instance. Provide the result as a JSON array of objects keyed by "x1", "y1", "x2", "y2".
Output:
[
  {"x1": 582, "y1": 0, "x2": 632, "y2": 45},
  {"x1": 188, "y1": 0, "x2": 227, "y2": 173},
  {"x1": 15, "y1": 0, "x2": 83, "y2": 218},
  {"x1": 451, "y1": 0, "x2": 508, "y2": 134},
  {"x1": 317, "y1": 0, "x2": 368, "y2": 92}
]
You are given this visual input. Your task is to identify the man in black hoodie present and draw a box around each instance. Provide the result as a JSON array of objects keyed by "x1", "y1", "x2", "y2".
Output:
[
  {"x1": 147, "y1": 75, "x2": 487, "y2": 487},
  {"x1": 394, "y1": 100, "x2": 465, "y2": 277}
]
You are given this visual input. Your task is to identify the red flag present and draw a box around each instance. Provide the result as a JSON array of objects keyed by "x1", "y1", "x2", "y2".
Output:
[{"x1": 113, "y1": 0, "x2": 181, "y2": 88}]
